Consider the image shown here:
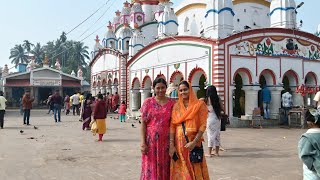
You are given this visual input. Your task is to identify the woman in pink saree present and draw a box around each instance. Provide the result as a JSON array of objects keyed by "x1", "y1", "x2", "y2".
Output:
[{"x1": 140, "y1": 78, "x2": 175, "y2": 180}]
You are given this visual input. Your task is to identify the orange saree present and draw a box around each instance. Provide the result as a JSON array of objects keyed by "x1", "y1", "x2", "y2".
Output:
[{"x1": 170, "y1": 82, "x2": 209, "y2": 180}]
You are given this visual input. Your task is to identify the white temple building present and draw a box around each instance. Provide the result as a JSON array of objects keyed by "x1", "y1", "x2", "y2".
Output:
[{"x1": 89, "y1": 0, "x2": 320, "y2": 122}]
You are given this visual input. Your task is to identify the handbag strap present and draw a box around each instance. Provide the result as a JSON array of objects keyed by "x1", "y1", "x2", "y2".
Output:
[{"x1": 181, "y1": 122, "x2": 189, "y2": 143}]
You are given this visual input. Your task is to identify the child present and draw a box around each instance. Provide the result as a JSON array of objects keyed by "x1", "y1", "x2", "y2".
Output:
[
  {"x1": 298, "y1": 109, "x2": 320, "y2": 179},
  {"x1": 118, "y1": 101, "x2": 126, "y2": 122}
]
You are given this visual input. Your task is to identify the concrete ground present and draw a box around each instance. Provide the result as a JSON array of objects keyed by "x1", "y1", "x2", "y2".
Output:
[{"x1": 0, "y1": 109, "x2": 305, "y2": 180}]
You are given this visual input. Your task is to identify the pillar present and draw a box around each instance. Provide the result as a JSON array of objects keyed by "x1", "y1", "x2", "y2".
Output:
[
  {"x1": 229, "y1": 86, "x2": 236, "y2": 117},
  {"x1": 112, "y1": 85, "x2": 118, "y2": 94},
  {"x1": 100, "y1": 87, "x2": 106, "y2": 94},
  {"x1": 242, "y1": 86, "x2": 261, "y2": 117},
  {"x1": 140, "y1": 89, "x2": 151, "y2": 106},
  {"x1": 106, "y1": 85, "x2": 112, "y2": 94},
  {"x1": 269, "y1": 86, "x2": 283, "y2": 119},
  {"x1": 131, "y1": 90, "x2": 141, "y2": 111}
]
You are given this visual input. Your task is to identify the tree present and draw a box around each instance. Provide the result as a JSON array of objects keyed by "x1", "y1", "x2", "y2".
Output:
[
  {"x1": 31, "y1": 43, "x2": 44, "y2": 65},
  {"x1": 23, "y1": 40, "x2": 34, "y2": 53},
  {"x1": 9, "y1": 45, "x2": 28, "y2": 67},
  {"x1": 73, "y1": 42, "x2": 90, "y2": 66}
]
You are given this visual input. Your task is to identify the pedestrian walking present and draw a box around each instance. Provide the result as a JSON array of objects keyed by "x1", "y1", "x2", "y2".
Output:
[
  {"x1": 51, "y1": 90, "x2": 63, "y2": 122},
  {"x1": 0, "y1": 91, "x2": 7, "y2": 129},
  {"x1": 70, "y1": 92, "x2": 80, "y2": 116},
  {"x1": 140, "y1": 78, "x2": 175, "y2": 180},
  {"x1": 204, "y1": 85, "x2": 223, "y2": 157},
  {"x1": 93, "y1": 94, "x2": 107, "y2": 141},
  {"x1": 118, "y1": 101, "x2": 127, "y2": 122},
  {"x1": 64, "y1": 95, "x2": 70, "y2": 115},
  {"x1": 80, "y1": 93, "x2": 94, "y2": 130},
  {"x1": 22, "y1": 90, "x2": 34, "y2": 125},
  {"x1": 170, "y1": 81, "x2": 209, "y2": 180},
  {"x1": 298, "y1": 109, "x2": 320, "y2": 179},
  {"x1": 47, "y1": 93, "x2": 54, "y2": 114},
  {"x1": 281, "y1": 89, "x2": 293, "y2": 125}
]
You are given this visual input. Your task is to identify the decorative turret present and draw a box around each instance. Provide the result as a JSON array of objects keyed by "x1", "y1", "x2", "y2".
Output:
[
  {"x1": 158, "y1": 1, "x2": 178, "y2": 38},
  {"x1": 118, "y1": 23, "x2": 133, "y2": 54},
  {"x1": 130, "y1": 0, "x2": 145, "y2": 28},
  {"x1": 120, "y1": 1, "x2": 131, "y2": 25},
  {"x1": 141, "y1": 0, "x2": 159, "y2": 23},
  {"x1": 54, "y1": 59, "x2": 61, "y2": 71},
  {"x1": 113, "y1": 10, "x2": 121, "y2": 30},
  {"x1": 204, "y1": 0, "x2": 234, "y2": 39},
  {"x1": 71, "y1": 70, "x2": 76, "y2": 77},
  {"x1": 2, "y1": 64, "x2": 9, "y2": 77},
  {"x1": 154, "y1": 1, "x2": 165, "y2": 21},
  {"x1": 43, "y1": 54, "x2": 49, "y2": 68},
  {"x1": 77, "y1": 66, "x2": 83, "y2": 79},
  {"x1": 129, "y1": 23, "x2": 145, "y2": 57},
  {"x1": 104, "y1": 21, "x2": 117, "y2": 49},
  {"x1": 27, "y1": 57, "x2": 36, "y2": 71},
  {"x1": 270, "y1": 0, "x2": 296, "y2": 28},
  {"x1": 93, "y1": 35, "x2": 103, "y2": 56}
]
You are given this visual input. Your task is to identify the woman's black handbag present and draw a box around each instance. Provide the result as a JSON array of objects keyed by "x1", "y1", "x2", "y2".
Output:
[
  {"x1": 220, "y1": 114, "x2": 229, "y2": 131},
  {"x1": 182, "y1": 122, "x2": 203, "y2": 163}
]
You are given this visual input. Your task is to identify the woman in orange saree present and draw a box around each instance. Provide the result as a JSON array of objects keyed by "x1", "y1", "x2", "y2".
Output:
[{"x1": 169, "y1": 81, "x2": 210, "y2": 180}]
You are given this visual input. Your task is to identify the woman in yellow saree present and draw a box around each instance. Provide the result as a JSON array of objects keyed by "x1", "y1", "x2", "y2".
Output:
[{"x1": 170, "y1": 81, "x2": 209, "y2": 180}]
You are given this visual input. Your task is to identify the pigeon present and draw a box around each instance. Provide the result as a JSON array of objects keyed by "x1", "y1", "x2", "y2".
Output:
[
  {"x1": 139, "y1": 120, "x2": 141, "y2": 124},
  {"x1": 33, "y1": 126, "x2": 38, "y2": 130},
  {"x1": 131, "y1": 124, "x2": 136, "y2": 128},
  {"x1": 20, "y1": 130, "x2": 24, "y2": 134}
]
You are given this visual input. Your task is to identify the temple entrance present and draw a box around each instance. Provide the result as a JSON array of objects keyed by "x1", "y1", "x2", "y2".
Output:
[
  {"x1": 233, "y1": 74, "x2": 245, "y2": 117},
  {"x1": 38, "y1": 87, "x2": 55, "y2": 106}
]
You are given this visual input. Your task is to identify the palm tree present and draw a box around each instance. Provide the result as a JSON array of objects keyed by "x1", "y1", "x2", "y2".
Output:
[
  {"x1": 9, "y1": 45, "x2": 29, "y2": 67},
  {"x1": 31, "y1": 43, "x2": 44, "y2": 65},
  {"x1": 23, "y1": 40, "x2": 34, "y2": 53},
  {"x1": 73, "y1": 42, "x2": 90, "y2": 66}
]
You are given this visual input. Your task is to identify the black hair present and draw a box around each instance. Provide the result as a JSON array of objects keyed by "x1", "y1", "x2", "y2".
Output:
[
  {"x1": 178, "y1": 80, "x2": 190, "y2": 89},
  {"x1": 305, "y1": 110, "x2": 320, "y2": 126},
  {"x1": 122, "y1": 101, "x2": 125, "y2": 104},
  {"x1": 206, "y1": 85, "x2": 221, "y2": 118},
  {"x1": 153, "y1": 78, "x2": 167, "y2": 88},
  {"x1": 0, "y1": 91, "x2": 3, "y2": 96},
  {"x1": 97, "y1": 93, "x2": 103, "y2": 100},
  {"x1": 84, "y1": 93, "x2": 92, "y2": 106}
]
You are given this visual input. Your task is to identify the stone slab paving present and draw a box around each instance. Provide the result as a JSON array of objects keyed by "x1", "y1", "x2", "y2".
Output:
[{"x1": 0, "y1": 110, "x2": 305, "y2": 180}]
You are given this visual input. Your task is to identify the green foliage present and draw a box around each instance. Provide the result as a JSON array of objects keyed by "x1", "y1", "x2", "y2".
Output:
[
  {"x1": 9, "y1": 32, "x2": 91, "y2": 83},
  {"x1": 9, "y1": 44, "x2": 29, "y2": 67}
]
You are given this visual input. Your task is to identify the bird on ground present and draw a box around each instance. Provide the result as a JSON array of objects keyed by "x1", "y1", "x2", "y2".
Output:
[
  {"x1": 34, "y1": 126, "x2": 38, "y2": 130},
  {"x1": 20, "y1": 130, "x2": 24, "y2": 134},
  {"x1": 139, "y1": 120, "x2": 141, "y2": 124},
  {"x1": 132, "y1": 124, "x2": 136, "y2": 128}
]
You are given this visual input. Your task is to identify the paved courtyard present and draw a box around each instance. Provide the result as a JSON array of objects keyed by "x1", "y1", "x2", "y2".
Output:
[{"x1": 0, "y1": 109, "x2": 305, "y2": 180}]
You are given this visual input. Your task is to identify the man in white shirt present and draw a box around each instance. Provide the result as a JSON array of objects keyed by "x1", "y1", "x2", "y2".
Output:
[
  {"x1": 281, "y1": 89, "x2": 293, "y2": 125},
  {"x1": 0, "y1": 91, "x2": 7, "y2": 129},
  {"x1": 70, "y1": 92, "x2": 80, "y2": 116},
  {"x1": 313, "y1": 91, "x2": 320, "y2": 109}
]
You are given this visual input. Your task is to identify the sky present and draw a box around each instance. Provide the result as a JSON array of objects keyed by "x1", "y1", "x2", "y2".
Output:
[{"x1": 0, "y1": 0, "x2": 319, "y2": 72}]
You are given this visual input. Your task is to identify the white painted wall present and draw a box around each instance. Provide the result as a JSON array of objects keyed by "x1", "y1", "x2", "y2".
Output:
[
  {"x1": 231, "y1": 56, "x2": 256, "y2": 84},
  {"x1": 177, "y1": 9, "x2": 205, "y2": 36},
  {"x1": 91, "y1": 54, "x2": 118, "y2": 75},
  {"x1": 233, "y1": 3, "x2": 270, "y2": 31}
]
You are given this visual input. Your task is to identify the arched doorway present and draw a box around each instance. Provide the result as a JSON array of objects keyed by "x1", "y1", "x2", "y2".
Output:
[
  {"x1": 232, "y1": 68, "x2": 253, "y2": 117},
  {"x1": 233, "y1": 74, "x2": 245, "y2": 117},
  {"x1": 189, "y1": 68, "x2": 207, "y2": 99},
  {"x1": 141, "y1": 76, "x2": 152, "y2": 105},
  {"x1": 258, "y1": 69, "x2": 276, "y2": 117},
  {"x1": 305, "y1": 72, "x2": 318, "y2": 106},
  {"x1": 131, "y1": 78, "x2": 141, "y2": 110},
  {"x1": 282, "y1": 70, "x2": 299, "y2": 106},
  {"x1": 170, "y1": 71, "x2": 184, "y2": 85}
]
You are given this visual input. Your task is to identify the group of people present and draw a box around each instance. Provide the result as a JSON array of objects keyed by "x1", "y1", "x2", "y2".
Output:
[{"x1": 140, "y1": 78, "x2": 223, "y2": 179}]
